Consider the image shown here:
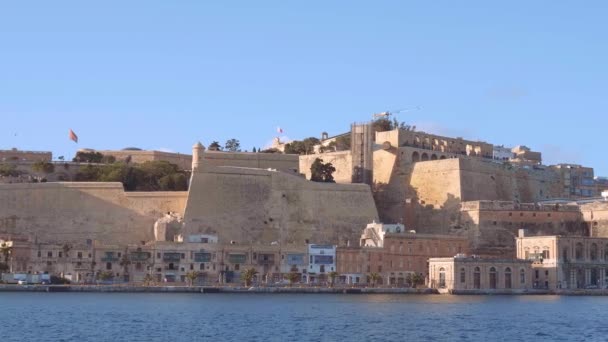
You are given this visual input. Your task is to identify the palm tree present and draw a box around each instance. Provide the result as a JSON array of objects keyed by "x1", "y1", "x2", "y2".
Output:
[
  {"x1": 0, "y1": 242, "x2": 12, "y2": 274},
  {"x1": 328, "y1": 271, "x2": 339, "y2": 288},
  {"x1": 406, "y1": 273, "x2": 425, "y2": 288},
  {"x1": 285, "y1": 272, "x2": 299, "y2": 287},
  {"x1": 186, "y1": 271, "x2": 200, "y2": 287},
  {"x1": 241, "y1": 268, "x2": 258, "y2": 287},
  {"x1": 369, "y1": 272, "x2": 382, "y2": 287},
  {"x1": 119, "y1": 253, "x2": 131, "y2": 282},
  {"x1": 143, "y1": 274, "x2": 155, "y2": 287}
]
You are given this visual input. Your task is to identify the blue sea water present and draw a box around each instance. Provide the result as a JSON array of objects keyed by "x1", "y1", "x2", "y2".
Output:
[{"x1": 0, "y1": 293, "x2": 606, "y2": 342}]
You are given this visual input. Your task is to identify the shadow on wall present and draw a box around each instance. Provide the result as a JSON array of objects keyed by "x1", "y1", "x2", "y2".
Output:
[{"x1": 0, "y1": 183, "x2": 185, "y2": 245}]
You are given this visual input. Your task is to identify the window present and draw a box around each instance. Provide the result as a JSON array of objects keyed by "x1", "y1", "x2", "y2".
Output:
[
  {"x1": 37, "y1": 251, "x2": 41, "y2": 258},
  {"x1": 590, "y1": 244, "x2": 598, "y2": 261},
  {"x1": 234, "y1": 264, "x2": 240, "y2": 271},
  {"x1": 563, "y1": 247, "x2": 569, "y2": 262},
  {"x1": 520, "y1": 269, "x2": 526, "y2": 284},
  {"x1": 47, "y1": 251, "x2": 53, "y2": 258},
  {"x1": 489, "y1": 267, "x2": 497, "y2": 289},
  {"x1": 200, "y1": 263, "x2": 205, "y2": 271},
  {"x1": 505, "y1": 268, "x2": 512, "y2": 289},
  {"x1": 474, "y1": 267, "x2": 481, "y2": 289},
  {"x1": 77, "y1": 252, "x2": 83, "y2": 259},
  {"x1": 106, "y1": 262, "x2": 112, "y2": 270},
  {"x1": 439, "y1": 268, "x2": 446, "y2": 288},
  {"x1": 460, "y1": 268, "x2": 466, "y2": 283},
  {"x1": 542, "y1": 250, "x2": 550, "y2": 259},
  {"x1": 59, "y1": 252, "x2": 63, "y2": 258},
  {"x1": 575, "y1": 243, "x2": 584, "y2": 260}
]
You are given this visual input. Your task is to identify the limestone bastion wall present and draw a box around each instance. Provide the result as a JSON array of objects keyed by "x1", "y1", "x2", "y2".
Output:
[
  {"x1": 183, "y1": 166, "x2": 378, "y2": 246},
  {"x1": 0, "y1": 182, "x2": 187, "y2": 244},
  {"x1": 582, "y1": 202, "x2": 608, "y2": 237},
  {"x1": 299, "y1": 151, "x2": 353, "y2": 183}
]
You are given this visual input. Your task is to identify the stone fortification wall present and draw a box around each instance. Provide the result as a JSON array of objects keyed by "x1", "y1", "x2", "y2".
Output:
[
  {"x1": 0, "y1": 149, "x2": 52, "y2": 162},
  {"x1": 458, "y1": 159, "x2": 562, "y2": 203},
  {"x1": 97, "y1": 150, "x2": 193, "y2": 171},
  {"x1": 459, "y1": 200, "x2": 586, "y2": 258},
  {"x1": 299, "y1": 151, "x2": 353, "y2": 183},
  {"x1": 183, "y1": 166, "x2": 378, "y2": 246},
  {"x1": 0, "y1": 182, "x2": 187, "y2": 244},
  {"x1": 581, "y1": 202, "x2": 608, "y2": 237},
  {"x1": 202, "y1": 151, "x2": 299, "y2": 173}
]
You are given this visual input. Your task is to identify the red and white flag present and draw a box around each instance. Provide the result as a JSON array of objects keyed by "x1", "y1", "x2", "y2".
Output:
[
  {"x1": 277, "y1": 127, "x2": 284, "y2": 134},
  {"x1": 69, "y1": 129, "x2": 79, "y2": 143}
]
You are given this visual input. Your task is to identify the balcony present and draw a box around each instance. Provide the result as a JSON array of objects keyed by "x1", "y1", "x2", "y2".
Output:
[
  {"x1": 100, "y1": 256, "x2": 119, "y2": 262},
  {"x1": 130, "y1": 252, "x2": 151, "y2": 262},
  {"x1": 162, "y1": 253, "x2": 182, "y2": 262}
]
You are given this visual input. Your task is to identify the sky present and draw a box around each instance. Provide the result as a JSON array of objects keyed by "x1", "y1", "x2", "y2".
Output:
[{"x1": 1, "y1": 1, "x2": 607, "y2": 175}]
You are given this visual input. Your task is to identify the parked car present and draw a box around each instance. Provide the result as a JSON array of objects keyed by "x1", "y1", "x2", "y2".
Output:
[{"x1": 17, "y1": 280, "x2": 28, "y2": 285}]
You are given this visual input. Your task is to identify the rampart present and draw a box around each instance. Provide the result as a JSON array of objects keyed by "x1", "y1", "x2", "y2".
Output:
[
  {"x1": 201, "y1": 151, "x2": 298, "y2": 173},
  {"x1": 96, "y1": 150, "x2": 193, "y2": 171},
  {"x1": 0, "y1": 149, "x2": 52, "y2": 162},
  {"x1": 0, "y1": 182, "x2": 187, "y2": 244},
  {"x1": 183, "y1": 166, "x2": 379, "y2": 246},
  {"x1": 299, "y1": 151, "x2": 353, "y2": 183}
]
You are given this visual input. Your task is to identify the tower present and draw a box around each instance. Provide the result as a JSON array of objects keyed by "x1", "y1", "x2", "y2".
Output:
[{"x1": 192, "y1": 142, "x2": 205, "y2": 171}]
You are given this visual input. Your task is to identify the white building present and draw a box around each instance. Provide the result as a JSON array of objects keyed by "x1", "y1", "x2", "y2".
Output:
[
  {"x1": 360, "y1": 221, "x2": 407, "y2": 248},
  {"x1": 307, "y1": 244, "x2": 336, "y2": 283},
  {"x1": 493, "y1": 145, "x2": 514, "y2": 161}
]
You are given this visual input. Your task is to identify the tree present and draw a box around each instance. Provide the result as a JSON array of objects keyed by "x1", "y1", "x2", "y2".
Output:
[
  {"x1": 372, "y1": 117, "x2": 407, "y2": 133},
  {"x1": 119, "y1": 253, "x2": 131, "y2": 280},
  {"x1": 369, "y1": 272, "x2": 382, "y2": 287},
  {"x1": 97, "y1": 271, "x2": 114, "y2": 283},
  {"x1": 310, "y1": 158, "x2": 336, "y2": 183},
  {"x1": 285, "y1": 272, "x2": 299, "y2": 287},
  {"x1": 0, "y1": 242, "x2": 12, "y2": 264},
  {"x1": 241, "y1": 268, "x2": 258, "y2": 287},
  {"x1": 143, "y1": 274, "x2": 155, "y2": 286},
  {"x1": 335, "y1": 135, "x2": 351, "y2": 151},
  {"x1": 208, "y1": 141, "x2": 222, "y2": 151},
  {"x1": 0, "y1": 164, "x2": 20, "y2": 177},
  {"x1": 406, "y1": 273, "x2": 425, "y2": 288},
  {"x1": 224, "y1": 139, "x2": 241, "y2": 152},
  {"x1": 32, "y1": 161, "x2": 55, "y2": 174},
  {"x1": 284, "y1": 137, "x2": 320, "y2": 155},
  {"x1": 186, "y1": 271, "x2": 200, "y2": 287},
  {"x1": 252, "y1": 147, "x2": 257, "y2": 153},
  {"x1": 328, "y1": 271, "x2": 339, "y2": 287},
  {"x1": 73, "y1": 151, "x2": 104, "y2": 163}
]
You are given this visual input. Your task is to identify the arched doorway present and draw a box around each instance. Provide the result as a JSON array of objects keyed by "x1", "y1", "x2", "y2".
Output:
[
  {"x1": 439, "y1": 268, "x2": 446, "y2": 288},
  {"x1": 431, "y1": 154, "x2": 438, "y2": 160},
  {"x1": 474, "y1": 267, "x2": 481, "y2": 289},
  {"x1": 505, "y1": 268, "x2": 512, "y2": 289},
  {"x1": 489, "y1": 267, "x2": 497, "y2": 289}
]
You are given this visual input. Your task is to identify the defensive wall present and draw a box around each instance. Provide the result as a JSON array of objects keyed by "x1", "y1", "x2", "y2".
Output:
[
  {"x1": 0, "y1": 182, "x2": 187, "y2": 244},
  {"x1": 581, "y1": 202, "x2": 608, "y2": 237},
  {"x1": 299, "y1": 151, "x2": 353, "y2": 183},
  {"x1": 459, "y1": 200, "x2": 586, "y2": 257},
  {"x1": 0, "y1": 148, "x2": 52, "y2": 162},
  {"x1": 183, "y1": 165, "x2": 379, "y2": 247},
  {"x1": 201, "y1": 151, "x2": 298, "y2": 173},
  {"x1": 96, "y1": 150, "x2": 193, "y2": 171}
]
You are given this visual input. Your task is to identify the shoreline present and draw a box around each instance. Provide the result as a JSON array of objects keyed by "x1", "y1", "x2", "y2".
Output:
[{"x1": 1, "y1": 284, "x2": 607, "y2": 296}]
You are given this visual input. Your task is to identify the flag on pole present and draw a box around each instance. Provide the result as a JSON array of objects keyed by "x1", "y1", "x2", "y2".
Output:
[
  {"x1": 277, "y1": 127, "x2": 284, "y2": 134},
  {"x1": 69, "y1": 129, "x2": 79, "y2": 143}
]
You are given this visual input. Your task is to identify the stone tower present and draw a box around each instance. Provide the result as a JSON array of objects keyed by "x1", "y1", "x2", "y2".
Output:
[{"x1": 192, "y1": 142, "x2": 205, "y2": 171}]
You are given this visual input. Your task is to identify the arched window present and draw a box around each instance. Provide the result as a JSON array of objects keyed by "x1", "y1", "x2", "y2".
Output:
[
  {"x1": 605, "y1": 244, "x2": 608, "y2": 260},
  {"x1": 412, "y1": 152, "x2": 420, "y2": 163},
  {"x1": 431, "y1": 154, "x2": 438, "y2": 160},
  {"x1": 505, "y1": 267, "x2": 512, "y2": 289},
  {"x1": 562, "y1": 247, "x2": 569, "y2": 262},
  {"x1": 439, "y1": 268, "x2": 446, "y2": 288},
  {"x1": 474, "y1": 267, "x2": 481, "y2": 289},
  {"x1": 591, "y1": 269, "x2": 599, "y2": 286},
  {"x1": 520, "y1": 269, "x2": 526, "y2": 284},
  {"x1": 421, "y1": 153, "x2": 429, "y2": 161},
  {"x1": 590, "y1": 244, "x2": 598, "y2": 261},
  {"x1": 489, "y1": 267, "x2": 497, "y2": 289},
  {"x1": 542, "y1": 249, "x2": 550, "y2": 259},
  {"x1": 460, "y1": 268, "x2": 466, "y2": 283},
  {"x1": 575, "y1": 243, "x2": 584, "y2": 261}
]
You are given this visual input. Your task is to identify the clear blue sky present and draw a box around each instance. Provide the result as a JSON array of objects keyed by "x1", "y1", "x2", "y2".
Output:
[{"x1": 1, "y1": 1, "x2": 606, "y2": 175}]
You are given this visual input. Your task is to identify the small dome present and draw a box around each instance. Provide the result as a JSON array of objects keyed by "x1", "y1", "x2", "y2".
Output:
[
  {"x1": 193, "y1": 142, "x2": 205, "y2": 149},
  {"x1": 122, "y1": 147, "x2": 143, "y2": 151}
]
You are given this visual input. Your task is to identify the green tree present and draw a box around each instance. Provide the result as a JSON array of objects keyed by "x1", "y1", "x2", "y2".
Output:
[
  {"x1": 328, "y1": 271, "x2": 339, "y2": 287},
  {"x1": 73, "y1": 151, "x2": 104, "y2": 163},
  {"x1": 284, "y1": 137, "x2": 320, "y2": 155},
  {"x1": 143, "y1": 274, "x2": 155, "y2": 286},
  {"x1": 406, "y1": 273, "x2": 425, "y2": 288},
  {"x1": 252, "y1": 147, "x2": 257, "y2": 153},
  {"x1": 0, "y1": 164, "x2": 20, "y2": 177},
  {"x1": 186, "y1": 271, "x2": 200, "y2": 287},
  {"x1": 0, "y1": 242, "x2": 12, "y2": 264},
  {"x1": 310, "y1": 158, "x2": 336, "y2": 183},
  {"x1": 208, "y1": 141, "x2": 222, "y2": 151},
  {"x1": 32, "y1": 161, "x2": 55, "y2": 174},
  {"x1": 241, "y1": 268, "x2": 258, "y2": 287},
  {"x1": 368, "y1": 272, "x2": 382, "y2": 287},
  {"x1": 335, "y1": 135, "x2": 351, "y2": 151},
  {"x1": 97, "y1": 271, "x2": 114, "y2": 283},
  {"x1": 285, "y1": 272, "x2": 299, "y2": 287},
  {"x1": 224, "y1": 139, "x2": 241, "y2": 152}
]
